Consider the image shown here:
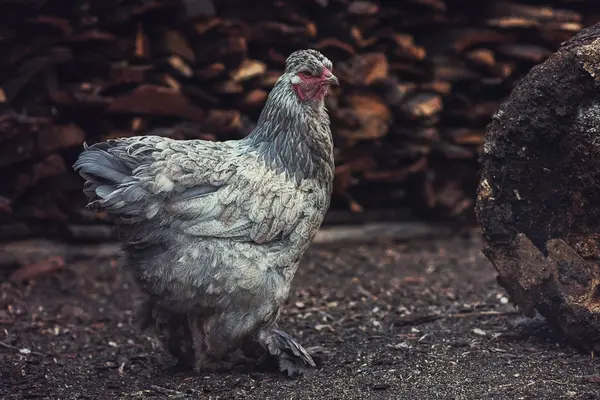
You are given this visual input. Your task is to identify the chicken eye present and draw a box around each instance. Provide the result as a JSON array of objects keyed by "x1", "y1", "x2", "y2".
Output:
[{"x1": 301, "y1": 70, "x2": 316, "y2": 77}]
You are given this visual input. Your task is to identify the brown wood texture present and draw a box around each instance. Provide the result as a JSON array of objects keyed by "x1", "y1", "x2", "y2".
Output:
[{"x1": 0, "y1": 0, "x2": 598, "y2": 239}]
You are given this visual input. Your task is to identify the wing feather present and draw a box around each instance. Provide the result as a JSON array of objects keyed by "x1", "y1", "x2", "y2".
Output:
[{"x1": 74, "y1": 135, "x2": 307, "y2": 244}]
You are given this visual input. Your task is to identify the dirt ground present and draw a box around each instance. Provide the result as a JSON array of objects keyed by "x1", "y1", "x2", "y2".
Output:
[{"x1": 1, "y1": 229, "x2": 600, "y2": 399}]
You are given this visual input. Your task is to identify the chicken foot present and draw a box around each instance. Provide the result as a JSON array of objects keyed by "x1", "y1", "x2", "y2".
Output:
[{"x1": 257, "y1": 328, "x2": 316, "y2": 377}]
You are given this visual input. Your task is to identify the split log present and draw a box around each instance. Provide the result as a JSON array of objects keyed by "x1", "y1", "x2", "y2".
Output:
[
  {"x1": 0, "y1": 0, "x2": 599, "y2": 239},
  {"x1": 476, "y1": 22, "x2": 600, "y2": 350}
]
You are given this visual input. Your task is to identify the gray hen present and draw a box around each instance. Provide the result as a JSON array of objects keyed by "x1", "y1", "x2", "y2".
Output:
[{"x1": 73, "y1": 49, "x2": 338, "y2": 376}]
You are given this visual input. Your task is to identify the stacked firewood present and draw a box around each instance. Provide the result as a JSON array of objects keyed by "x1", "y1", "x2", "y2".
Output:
[{"x1": 0, "y1": 0, "x2": 598, "y2": 240}]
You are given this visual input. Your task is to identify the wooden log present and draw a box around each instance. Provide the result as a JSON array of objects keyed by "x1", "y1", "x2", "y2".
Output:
[
  {"x1": 476, "y1": 22, "x2": 600, "y2": 351},
  {"x1": 0, "y1": 114, "x2": 85, "y2": 167},
  {"x1": 1, "y1": 0, "x2": 599, "y2": 234}
]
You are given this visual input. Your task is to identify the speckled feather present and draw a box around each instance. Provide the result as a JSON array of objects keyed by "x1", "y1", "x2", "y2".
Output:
[{"x1": 73, "y1": 49, "x2": 335, "y2": 374}]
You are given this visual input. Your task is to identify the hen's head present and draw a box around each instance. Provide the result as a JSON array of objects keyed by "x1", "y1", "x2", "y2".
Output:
[{"x1": 284, "y1": 49, "x2": 338, "y2": 102}]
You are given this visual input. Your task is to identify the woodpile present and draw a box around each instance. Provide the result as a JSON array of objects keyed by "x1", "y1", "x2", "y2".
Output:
[
  {"x1": 0, "y1": 0, "x2": 598, "y2": 240},
  {"x1": 477, "y1": 21, "x2": 600, "y2": 350}
]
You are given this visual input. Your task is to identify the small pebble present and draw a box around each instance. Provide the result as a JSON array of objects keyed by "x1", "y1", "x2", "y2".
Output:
[{"x1": 473, "y1": 328, "x2": 487, "y2": 336}]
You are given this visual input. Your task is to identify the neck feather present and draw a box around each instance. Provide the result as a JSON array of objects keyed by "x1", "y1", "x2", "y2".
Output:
[{"x1": 246, "y1": 78, "x2": 334, "y2": 183}]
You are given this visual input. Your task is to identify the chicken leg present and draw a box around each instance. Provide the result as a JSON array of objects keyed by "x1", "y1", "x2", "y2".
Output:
[
  {"x1": 137, "y1": 300, "x2": 195, "y2": 370},
  {"x1": 161, "y1": 313, "x2": 195, "y2": 371}
]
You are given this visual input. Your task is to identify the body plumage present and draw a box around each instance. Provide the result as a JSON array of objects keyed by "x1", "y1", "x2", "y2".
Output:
[{"x1": 73, "y1": 49, "x2": 338, "y2": 376}]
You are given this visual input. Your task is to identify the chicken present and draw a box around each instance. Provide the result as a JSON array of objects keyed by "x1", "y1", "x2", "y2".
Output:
[{"x1": 73, "y1": 49, "x2": 338, "y2": 376}]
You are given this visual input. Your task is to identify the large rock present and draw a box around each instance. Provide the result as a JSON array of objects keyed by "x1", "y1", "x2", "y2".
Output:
[{"x1": 476, "y1": 22, "x2": 600, "y2": 350}]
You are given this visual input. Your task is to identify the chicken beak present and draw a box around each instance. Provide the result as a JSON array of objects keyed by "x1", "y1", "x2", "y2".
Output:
[
  {"x1": 326, "y1": 74, "x2": 340, "y2": 86},
  {"x1": 321, "y1": 68, "x2": 339, "y2": 86}
]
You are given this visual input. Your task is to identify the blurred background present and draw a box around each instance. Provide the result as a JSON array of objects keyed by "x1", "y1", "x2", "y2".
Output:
[{"x1": 1, "y1": 0, "x2": 599, "y2": 243}]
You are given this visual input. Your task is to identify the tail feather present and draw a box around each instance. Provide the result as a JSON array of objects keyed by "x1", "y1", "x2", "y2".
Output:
[
  {"x1": 73, "y1": 142, "x2": 150, "y2": 218},
  {"x1": 75, "y1": 151, "x2": 131, "y2": 183}
]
